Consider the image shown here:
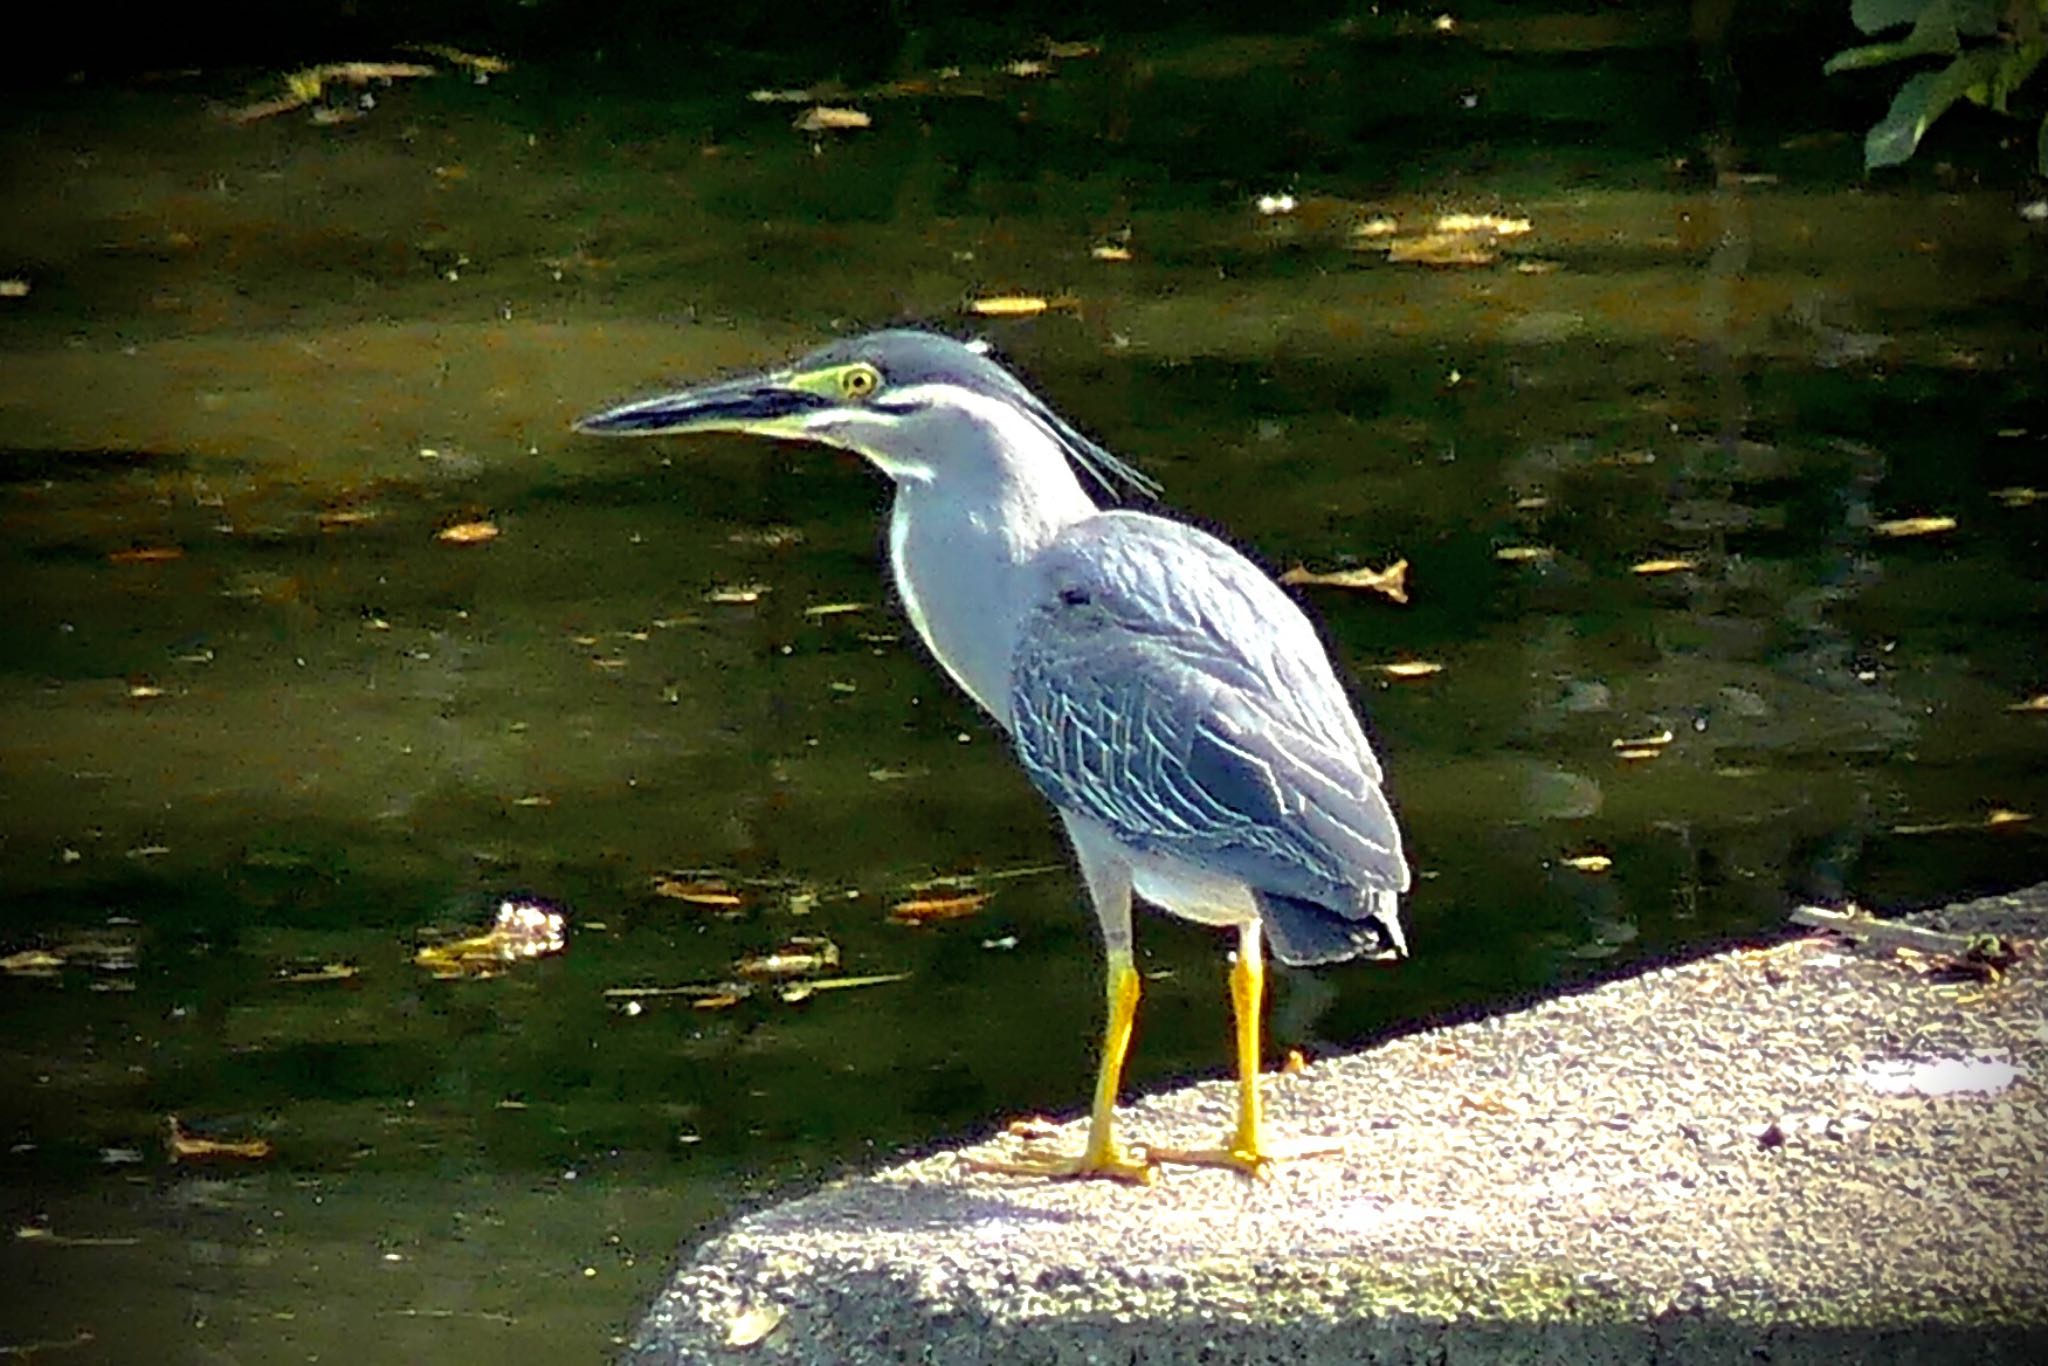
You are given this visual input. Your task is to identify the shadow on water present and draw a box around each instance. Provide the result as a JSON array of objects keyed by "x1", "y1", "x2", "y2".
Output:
[{"x1": 1, "y1": 6, "x2": 2045, "y2": 1360}]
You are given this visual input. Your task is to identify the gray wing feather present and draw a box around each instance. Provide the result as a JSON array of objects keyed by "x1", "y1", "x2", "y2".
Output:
[{"x1": 1010, "y1": 512, "x2": 1407, "y2": 915}]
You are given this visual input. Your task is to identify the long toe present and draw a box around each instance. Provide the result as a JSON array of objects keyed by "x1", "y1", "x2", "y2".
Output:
[
  {"x1": 961, "y1": 1144, "x2": 1156, "y2": 1185},
  {"x1": 1145, "y1": 1134, "x2": 1342, "y2": 1178}
]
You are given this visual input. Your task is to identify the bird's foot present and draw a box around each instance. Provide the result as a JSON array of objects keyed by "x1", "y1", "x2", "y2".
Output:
[
  {"x1": 1144, "y1": 1134, "x2": 1341, "y2": 1178},
  {"x1": 960, "y1": 1117, "x2": 1157, "y2": 1185}
]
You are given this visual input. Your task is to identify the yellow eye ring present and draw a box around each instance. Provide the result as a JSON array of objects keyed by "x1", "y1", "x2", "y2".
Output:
[{"x1": 840, "y1": 365, "x2": 881, "y2": 400}]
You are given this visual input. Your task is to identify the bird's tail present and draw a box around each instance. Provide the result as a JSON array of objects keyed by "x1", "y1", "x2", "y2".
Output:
[{"x1": 1256, "y1": 888, "x2": 1406, "y2": 967}]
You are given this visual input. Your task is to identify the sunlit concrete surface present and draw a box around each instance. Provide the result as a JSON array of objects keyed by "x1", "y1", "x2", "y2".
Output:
[{"x1": 627, "y1": 886, "x2": 2048, "y2": 1364}]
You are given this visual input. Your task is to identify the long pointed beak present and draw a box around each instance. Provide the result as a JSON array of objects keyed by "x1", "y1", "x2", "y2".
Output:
[{"x1": 573, "y1": 372, "x2": 827, "y2": 436}]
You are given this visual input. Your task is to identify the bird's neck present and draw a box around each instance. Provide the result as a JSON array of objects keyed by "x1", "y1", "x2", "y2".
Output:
[{"x1": 885, "y1": 422, "x2": 1098, "y2": 728}]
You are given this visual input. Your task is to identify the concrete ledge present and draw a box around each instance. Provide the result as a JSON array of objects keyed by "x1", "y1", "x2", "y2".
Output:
[{"x1": 626, "y1": 886, "x2": 2048, "y2": 1363}]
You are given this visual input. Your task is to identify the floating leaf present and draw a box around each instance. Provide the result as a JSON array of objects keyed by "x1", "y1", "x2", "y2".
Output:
[
  {"x1": 890, "y1": 891, "x2": 991, "y2": 924},
  {"x1": 802, "y1": 601, "x2": 865, "y2": 618},
  {"x1": 0, "y1": 949, "x2": 65, "y2": 977},
  {"x1": 1378, "y1": 660, "x2": 1444, "y2": 679},
  {"x1": 436, "y1": 520, "x2": 499, "y2": 545},
  {"x1": 1494, "y1": 545, "x2": 1555, "y2": 563},
  {"x1": 1434, "y1": 213, "x2": 1532, "y2": 236},
  {"x1": 415, "y1": 899, "x2": 566, "y2": 978},
  {"x1": 735, "y1": 935, "x2": 840, "y2": 980},
  {"x1": 0, "y1": 278, "x2": 29, "y2": 298},
  {"x1": 1629, "y1": 557, "x2": 1697, "y2": 576},
  {"x1": 1874, "y1": 514, "x2": 1956, "y2": 537},
  {"x1": 1992, "y1": 487, "x2": 2043, "y2": 507},
  {"x1": 166, "y1": 1115, "x2": 272, "y2": 1163},
  {"x1": 278, "y1": 962, "x2": 358, "y2": 984},
  {"x1": 2007, "y1": 694, "x2": 2048, "y2": 713},
  {"x1": 1279, "y1": 559, "x2": 1409, "y2": 604},
  {"x1": 967, "y1": 295, "x2": 1051, "y2": 317},
  {"x1": 706, "y1": 584, "x2": 767, "y2": 604},
  {"x1": 1090, "y1": 244, "x2": 1132, "y2": 262},
  {"x1": 1388, "y1": 232, "x2": 1497, "y2": 267},
  {"x1": 780, "y1": 972, "x2": 912, "y2": 1002},
  {"x1": 652, "y1": 878, "x2": 743, "y2": 908},
  {"x1": 792, "y1": 106, "x2": 870, "y2": 132},
  {"x1": 1560, "y1": 853, "x2": 1613, "y2": 873}
]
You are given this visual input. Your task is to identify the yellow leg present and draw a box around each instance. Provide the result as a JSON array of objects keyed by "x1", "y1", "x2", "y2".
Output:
[
  {"x1": 963, "y1": 950, "x2": 1154, "y2": 1184},
  {"x1": 1151, "y1": 927, "x2": 1336, "y2": 1176}
]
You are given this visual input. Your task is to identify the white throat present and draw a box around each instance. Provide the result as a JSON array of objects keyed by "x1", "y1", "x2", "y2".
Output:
[{"x1": 878, "y1": 387, "x2": 1100, "y2": 728}]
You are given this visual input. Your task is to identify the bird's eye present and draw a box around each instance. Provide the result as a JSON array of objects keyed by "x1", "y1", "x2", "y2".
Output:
[{"x1": 840, "y1": 365, "x2": 881, "y2": 400}]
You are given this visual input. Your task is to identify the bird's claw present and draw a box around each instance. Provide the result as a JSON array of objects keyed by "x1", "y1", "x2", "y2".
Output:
[
  {"x1": 1145, "y1": 1135, "x2": 1340, "y2": 1177},
  {"x1": 961, "y1": 1143, "x2": 1157, "y2": 1185}
]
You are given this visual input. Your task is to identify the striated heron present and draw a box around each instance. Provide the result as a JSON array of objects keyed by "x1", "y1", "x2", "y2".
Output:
[{"x1": 577, "y1": 330, "x2": 1408, "y2": 1181}]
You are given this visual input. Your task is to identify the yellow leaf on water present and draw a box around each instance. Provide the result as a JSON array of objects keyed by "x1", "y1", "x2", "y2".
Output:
[
  {"x1": 1494, "y1": 545, "x2": 1555, "y2": 563},
  {"x1": 803, "y1": 602, "x2": 866, "y2": 618},
  {"x1": 890, "y1": 891, "x2": 991, "y2": 923},
  {"x1": 166, "y1": 1116, "x2": 272, "y2": 1163},
  {"x1": 1991, "y1": 487, "x2": 2042, "y2": 508},
  {"x1": 1560, "y1": 853, "x2": 1613, "y2": 872},
  {"x1": 1279, "y1": 559, "x2": 1409, "y2": 603},
  {"x1": 1434, "y1": 213, "x2": 1532, "y2": 236},
  {"x1": 967, "y1": 295, "x2": 1051, "y2": 317},
  {"x1": 1630, "y1": 557, "x2": 1697, "y2": 576},
  {"x1": 1986, "y1": 808, "x2": 2031, "y2": 827},
  {"x1": 436, "y1": 520, "x2": 499, "y2": 545},
  {"x1": 652, "y1": 878, "x2": 742, "y2": 907},
  {"x1": 1387, "y1": 232, "x2": 1497, "y2": 267},
  {"x1": 1611, "y1": 730, "x2": 1674, "y2": 750},
  {"x1": 1614, "y1": 747, "x2": 1665, "y2": 762},
  {"x1": 792, "y1": 106, "x2": 870, "y2": 132},
  {"x1": 1874, "y1": 515, "x2": 1956, "y2": 538},
  {"x1": 1379, "y1": 660, "x2": 1445, "y2": 679},
  {"x1": 415, "y1": 899, "x2": 565, "y2": 979},
  {"x1": 1, "y1": 949, "x2": 65, "y2": 976},
  {"x1": 736, "y1": 936, "x2": 840, "y2": 980},
  {"x1": 2006, "y1": 694, "x2": 2048, "y2": 713},
  {"x1": 1090, "y1": 244, "x2": 1133, "y2": 262},
  {"x1": 706, "y1": 584, "x2": 768, "y2": 604}
]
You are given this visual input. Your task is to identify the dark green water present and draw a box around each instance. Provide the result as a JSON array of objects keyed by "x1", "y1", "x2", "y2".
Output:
[{"x1": 3, "y1": 9, "x2": 2045, "y2": 1361}]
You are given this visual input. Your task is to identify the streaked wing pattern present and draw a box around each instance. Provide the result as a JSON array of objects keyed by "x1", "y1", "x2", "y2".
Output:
[{"x1": 1010, "y1": 512, "x2": 1406, "y2": 914}]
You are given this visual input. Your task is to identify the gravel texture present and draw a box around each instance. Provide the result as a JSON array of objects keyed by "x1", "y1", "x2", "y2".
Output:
[{"x1": 626, "y1": 885, "x2": 2048, "y2": 1363}]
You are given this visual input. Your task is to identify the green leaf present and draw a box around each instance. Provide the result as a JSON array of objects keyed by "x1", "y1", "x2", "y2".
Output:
[
  {"x1": 1863, "y1": 49, "x2": 2004, "y2": 167},
  {"x1": 1990, "y1": 38, "x2": 2048, "y2": 113},
  {"x1": 1949, "y1": 0, "x2": 2000, "y2": 39},
  {"x1": 1826, "y1": 40, "x2": 1940, "y2": 73},
  {"x1": 1852, "y1": 0, "x2": 1933, "y2": 36},
  {"x1": 1827, "y1": 0, "x2": 1965, "y2": 72}
]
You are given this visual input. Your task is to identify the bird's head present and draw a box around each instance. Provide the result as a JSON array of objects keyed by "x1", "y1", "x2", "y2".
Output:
[{"x1": 574, "y1": 329, "x2": 1157, "y2": 501}]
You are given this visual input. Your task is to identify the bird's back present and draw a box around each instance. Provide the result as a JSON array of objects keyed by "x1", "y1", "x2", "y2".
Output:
[{"x1": 1009, "y1": 511, "x2": 1408, "y2": 962}]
